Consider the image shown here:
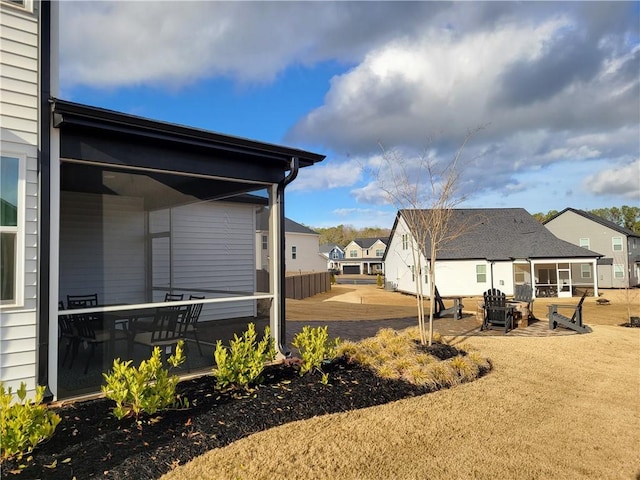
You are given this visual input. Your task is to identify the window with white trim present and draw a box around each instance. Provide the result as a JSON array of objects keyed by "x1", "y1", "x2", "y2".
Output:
[
  {"x1": 291, "y1": 245, "x2": 297, "y2": 260},
  {"x1": 375, "y1": 249, "x2": 384, "y2": 257},
  {"x1": 612, "y1": 237, "x2": 623, "y2": 252},
  {"x1": 580, "y1": 264, "x2": 591, "y2": 279},
  {"x1": 350, "y1": 250, "x2": 357, "y2": 258},
  {"x1": 579, "y1": 238, "x2": 590, "y2": 249},
  {"x1": 1, "y1": 0, "x2": 33, "y2": 12},
  {"x1": 402, "y1": 234, "x2": 408, "y2": 250},
  {"x1": 261, "y1": 234, "x2": 267, "y2": 250},
  {"x1": 613, "y1": 264, "x2": 624, "y2": 279},
  {"x1": 1, "y1": 155, "x2": 23, "y2": 306},
  {"x1": 476, "y1": 264, "x2": 487, "y2": 283}
]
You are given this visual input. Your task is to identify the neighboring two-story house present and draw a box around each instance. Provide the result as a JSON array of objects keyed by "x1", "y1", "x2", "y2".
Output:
[
  {"x1": 319, "y1": 243, "x2": 345, "y2": 272},
  {"x1": 340, "y1": 238, "x2": 388, "y2": 275},
  {"x1": 256, "y1": 210, "x2": 327, "y2": 274},
  {"x1": 544, "y1": 208, "x2": 640, "y2": 288}
]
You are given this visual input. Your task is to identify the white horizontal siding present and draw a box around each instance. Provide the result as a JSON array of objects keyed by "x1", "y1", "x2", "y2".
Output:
[
  {"x1": 171, "y1": 201, "x2": 256, "y2": 320},
  {"x1": 59, "y1": 192, "x2": 146, "y2": 305},
  {"x1": 0, "y1": 0, "x2": 39, "y2": 398}
]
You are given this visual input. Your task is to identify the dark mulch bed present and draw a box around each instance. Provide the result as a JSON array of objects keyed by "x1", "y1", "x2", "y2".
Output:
[{"x1": 4, "y1": 344, "x2": 474, "y2": 480}]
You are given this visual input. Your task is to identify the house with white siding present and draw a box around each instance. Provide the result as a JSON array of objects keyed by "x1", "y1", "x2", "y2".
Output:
[
  {"x1": 544, "y1": 208, "x2": 640, "y2": 288},
  {"x1": 0, "y1": 0, "x2": 325, "y2": 400},
  {"x1": 383, "y1": 209, "x2": 601, "y2": 298},
  {"x1": 256, "y1": 210, "x2": 327, "y2": 274},
  {"x1": 339, "y1": 238, "x2": 388, "y2": 274}
]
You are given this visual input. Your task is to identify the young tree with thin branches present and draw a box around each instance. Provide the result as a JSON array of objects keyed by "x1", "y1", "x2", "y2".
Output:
[{"x1": 370, "y1": 129, "x2": 482, "y2": 345}]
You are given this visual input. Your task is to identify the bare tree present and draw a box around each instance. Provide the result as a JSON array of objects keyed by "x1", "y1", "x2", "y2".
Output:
[{"x1": 370, "y1": 129, "x2": 482, "y2": 345}]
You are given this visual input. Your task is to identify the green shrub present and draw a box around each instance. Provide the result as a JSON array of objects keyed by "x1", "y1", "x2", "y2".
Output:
[
  {"x1": 291, "y1": 326, "x2": 340, "y2": 380},
  {"x1": 102, "y1": 341, "x2": 188, "y2": 421},
  {"x1": 212, "y1": 323, "x2": 276, "y2": 390},
  {"x1": 377, "y1": 274, "x2": 383, "y2": 287},
  {"x1": 0, "y1": 382, "x2": 61, "y2": 462}
]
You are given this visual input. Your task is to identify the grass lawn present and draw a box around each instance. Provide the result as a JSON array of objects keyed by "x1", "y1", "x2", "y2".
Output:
[{"x1": 161, "y1": 286, "x2": 640, "y2": 480}]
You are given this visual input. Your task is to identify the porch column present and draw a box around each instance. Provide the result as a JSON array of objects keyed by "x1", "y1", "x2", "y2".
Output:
[
  {"x1": 529, "y1": 260, "x2": 537, "y2": 299},
  {"x1": 268, "y1": 183, "x2": 287, "y2": 358},
  {"x1": 592, "y1": 259, "x2": 599, "y2": 297}
]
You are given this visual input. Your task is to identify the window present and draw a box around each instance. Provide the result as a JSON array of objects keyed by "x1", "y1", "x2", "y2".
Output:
[
  {"x1": 261, "y1": 234, "x2": 267, "y2": 250},
  {"x1": 581, "y1": 264, "x2": 591, "y2": 279},
  {"x1": 613, "y1": 264, "x2": 624, "y2": 279},
  {"x1": 291, "y1": 245, "x2": 297, "y2": 260},
  {"x1": 350, "y1": 250, "x2": 357, "y2": 258},
  {"x1": 402, "y1": 234, "x2": 408, "y2": 250},
  {"x1": 411, "y1": 265, "x2": 415, "y2": 282},
  {"x1": 1, "y1": 0, "x2": 33, "y2": 12},
  {"x1": 579, "y1": 238, "x2": 590, "y2": 249},
  {"x1": 612, "y1": 237, "x2": 623, "y2": 252},
  {"x1": 1, "y1": 155, "x2": 23, "y2": 305},
  {"x1": 375, "y1": 249, "x2": 384, "y2": 257},
  {"x1": 331, "y1": 250, "x2": 339, "y2": 259},
  {"x1": 476, "y1": 264, "x2": 487, "y2": 283}
]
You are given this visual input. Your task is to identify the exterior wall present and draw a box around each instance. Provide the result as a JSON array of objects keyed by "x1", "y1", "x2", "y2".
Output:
[
  {"x1": 155, "y1": 201, "x2": 257, "y2": 320},
  {"x1": 545, "y1": 210, "x2": 637, "y2": 288},
  {"x1": 384, "y1": 216, "x2": 426, "y2": 293},
  {"x1": 59, "y1": 192, "x2": 146, "y2": 305},
  {"x1": 0, "y1": 0, "x2": 40, "y2": 393},
  {"x1": 285, "y1": 232, "x2": 326, "y2": 273}
]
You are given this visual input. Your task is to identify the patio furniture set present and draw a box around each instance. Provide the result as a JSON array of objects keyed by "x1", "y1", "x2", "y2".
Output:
[{"x1": 58, "y1": 293, "x2": 205, "y2": 374}]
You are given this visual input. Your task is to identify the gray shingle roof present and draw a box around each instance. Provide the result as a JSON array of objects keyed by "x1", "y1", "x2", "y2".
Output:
[
  {"x1": 256, "y1": 209, "x2": 318, "y2": 235},
  {"x1": 397, "y1": 208, "x2": 601, "y2": 261},
  {"x1": 352, "y1": 237, "x2": 389, "y2": 249},
  {"x1": 545, "y1": 208, "x2": 640, "y2": 238}
]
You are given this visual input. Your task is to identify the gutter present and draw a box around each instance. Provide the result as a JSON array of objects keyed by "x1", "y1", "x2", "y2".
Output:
[{"x1": 275, "y1": 157, "x2": 299, "y2": 354}]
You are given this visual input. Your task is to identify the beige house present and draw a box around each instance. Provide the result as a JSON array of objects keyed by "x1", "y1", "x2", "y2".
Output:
[{"x1": 340, "y1": 238, "x2": 388, "y2": 274}]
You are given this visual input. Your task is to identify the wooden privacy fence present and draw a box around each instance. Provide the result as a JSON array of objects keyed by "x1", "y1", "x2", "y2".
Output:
[{"x1": 256, "y1": 270, "x2": 331, "y2": 300}]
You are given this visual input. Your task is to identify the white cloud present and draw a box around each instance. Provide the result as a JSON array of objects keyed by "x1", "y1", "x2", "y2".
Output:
[
  {"x1": 583, "y1": 159, "x2": 640, "y2": 200},
  {"x1": 287, "y1": 158, "x2": 363, "y2": 192}
]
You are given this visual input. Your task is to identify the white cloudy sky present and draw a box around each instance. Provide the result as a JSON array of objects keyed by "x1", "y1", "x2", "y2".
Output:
[{"x1": 59, "y1": 1, "x2": 640, "y2": 229}]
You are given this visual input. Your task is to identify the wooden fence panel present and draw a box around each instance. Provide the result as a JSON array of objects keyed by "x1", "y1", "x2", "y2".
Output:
[{"x1": 257, "y1": 270, "x2": 331, "y2": 300}]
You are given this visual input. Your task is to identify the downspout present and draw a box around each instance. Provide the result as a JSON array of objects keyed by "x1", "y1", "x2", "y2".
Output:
[
  {"x1": 275, "y1": 157, "x2": 299, "y2": 353},
  {"x1": 37, "y1": 0, "x2": 53, "y2": 401}
]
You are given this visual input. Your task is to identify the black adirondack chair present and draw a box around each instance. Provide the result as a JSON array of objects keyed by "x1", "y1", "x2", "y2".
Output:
[
  {"x1": 481, "y1": 288, "x2": 514, "y2": 333},
  {"x1": 548, "y1": 290, "x2": 590, "y2": 333},
  {"x1": 433, "y1": 286, "x2": 464, "y2": 320}
]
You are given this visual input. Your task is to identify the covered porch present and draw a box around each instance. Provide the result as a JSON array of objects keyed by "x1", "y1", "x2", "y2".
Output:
[{"x1": 44, "y1": 100, "x2": 324, "y2": 399}]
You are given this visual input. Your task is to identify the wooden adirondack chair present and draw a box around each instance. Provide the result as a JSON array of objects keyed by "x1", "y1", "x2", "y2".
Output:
[
  {"x1": 433, "y1": 286, "x2": 464, "y2": 320},
  {"x1": 481, "y1": 289, "x2": 514, "y2": 333},
  {"x1": 548, "y1": 290, "x2": 590, "y2": 334}
]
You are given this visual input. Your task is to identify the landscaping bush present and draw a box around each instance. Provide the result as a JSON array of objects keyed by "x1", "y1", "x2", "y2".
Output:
[
  {"x1": 291, "y1": 326, "x2": 340, "y2": 382},
  {"x1": 0, "y1": 382, "x2": 61, "y2": 462},
  {"x1": 102, "y1": 341, "x2": 188, "y2": 421},
  {"x1": 212, "y1": 323, "x2": 276, "y2": 390}
]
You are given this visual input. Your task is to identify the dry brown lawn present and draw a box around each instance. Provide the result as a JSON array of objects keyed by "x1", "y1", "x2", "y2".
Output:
[{"x1": 162, "y1": 286, "x2": 640, "y2": 480}]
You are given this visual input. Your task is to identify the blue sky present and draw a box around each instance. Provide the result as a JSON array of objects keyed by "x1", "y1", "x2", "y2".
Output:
[{"x1": 58, "y1": 1, "x2": 640, "y2": 230}]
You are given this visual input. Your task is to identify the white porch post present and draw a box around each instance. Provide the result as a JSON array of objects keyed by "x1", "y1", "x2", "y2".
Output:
[
  {"x1": 592, "y1": 259, "x2": 599, "y2": 297},
  {"x1": 529, "y1": 260, "x2": 537, "y2": 299},
  {"x1": 268, "y1": 183, "x2": 286, "y2": 358}
]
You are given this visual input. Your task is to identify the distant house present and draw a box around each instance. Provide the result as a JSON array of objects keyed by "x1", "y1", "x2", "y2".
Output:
[
  {"x1": 256, "y1": 210, "x2": 327, "y2": 273},
  {"x1": 544, "y1": 208, "x2": 640, "y2": 288},
  {"x1": 340, "y1": 238, "x2": 388, "y2": 275},
  {"x1": 383, "y1": 208, "x2": 601, "y2": 298},
  {"x1": 319, "y1": 243, "x2": 345, "y2": 271}
]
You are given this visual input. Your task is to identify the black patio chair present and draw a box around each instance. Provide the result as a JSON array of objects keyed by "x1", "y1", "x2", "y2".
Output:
[
  {"x1": 481, "y1": 288, "x2": 514, "y2": 333},
  {"x1": 71, "y1": 311, "x2": 130, "y2": 374},
  {"x1": 58, "y1": 301, "x2": 77, "y2": 368},
  {"x1": 180, "y1": 295, "x2": 204, "y2": 356},
  {"x1": 133, "y1": 306, "x2": 191, "y2": 370},
  {"x1": 67, "y1": 293, "x2": 99, "y2": 309},
  {"x1": 164, "y1": 293, "x2": 184, "y2": 302}
]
